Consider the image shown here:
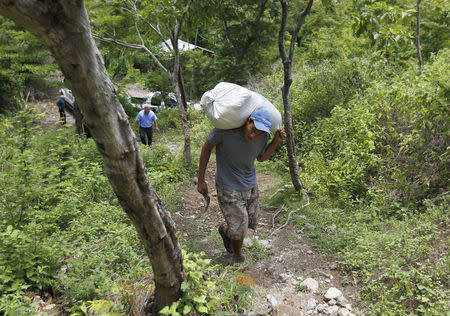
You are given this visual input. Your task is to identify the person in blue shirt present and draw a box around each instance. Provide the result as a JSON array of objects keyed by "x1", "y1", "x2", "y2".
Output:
[{"x1": 135, "y1": 104, "x2": 159, "y2": 146}]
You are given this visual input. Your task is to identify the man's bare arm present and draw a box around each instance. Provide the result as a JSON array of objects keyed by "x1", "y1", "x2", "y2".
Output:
[
  {"x1": 197, "y1": 140, "x2": 215, "y2": 195},
  {"x1": 257, "y1": 127, "x2": 286, "y2": 162}
]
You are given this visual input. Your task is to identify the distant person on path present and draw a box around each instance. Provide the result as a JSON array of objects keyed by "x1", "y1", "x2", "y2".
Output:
[
  {"x1": 81, "y1": 116, "x2": 91, "y2": 138},
  {"x1": 135, "y1": 104, "x2": 159, "y2": 146},
  {"x1": 197, "y1": 109, "x2": 286, "y2": 264},
  {"x1": 56, "y1": 92, "x2": 66, "y2": 125}
]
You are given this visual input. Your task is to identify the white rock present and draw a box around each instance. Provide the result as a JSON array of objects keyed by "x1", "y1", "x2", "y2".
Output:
[
  {"x1": 329, "y1": 299, "x2": 337, "y2": 306},
  {"x1": 243, "y1": 237, "x2": 253, "y2": 247},
  {"x1": 267, "y1": 294, "x2": 278, "y2": 307},
  {"x1": 338, "y1": 308, "x2": 350, "y2": 316},
  {"x1": 307, "y1": 298, "x2": 318, "y2": 310},
  {"x1": 316, "y1": 304, "x2": 326, "y2": 313},
  {"x1": 325, "y1": 305, "x2": 340, "y2": 314},
  {"x1": 324, "y1": 287, "x2": 343, "y2": 301},
  {"x1": 301, "y1": 277, "x2": 319, "y2": 293},
  {"x1": 337, "y1": 295, "x2": 349, "y2": 306},
  {"x1": 345, "y1": 304, "x2": 353, "y2": 311}
]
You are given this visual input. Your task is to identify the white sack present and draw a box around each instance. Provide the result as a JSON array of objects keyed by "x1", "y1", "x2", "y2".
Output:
[{"x1": 200, "y1": 82, "x2": 282, "y2": 132}]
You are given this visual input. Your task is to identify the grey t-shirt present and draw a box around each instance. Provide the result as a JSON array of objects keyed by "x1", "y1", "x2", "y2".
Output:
[{"x1": 208, "y1": 128, "x2": 269, "y2": 191}]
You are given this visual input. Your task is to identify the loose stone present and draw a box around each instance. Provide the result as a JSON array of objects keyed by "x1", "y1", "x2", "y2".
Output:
[
  {"x1": 301, "y1": 277, "x2": 319, "y2": 293},
  {"x1": 324, "y1": 287, "x2": 343, "y2": 301}
]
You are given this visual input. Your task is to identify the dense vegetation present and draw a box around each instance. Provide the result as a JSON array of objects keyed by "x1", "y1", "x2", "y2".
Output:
[{"x1": 0, "y1": 0, "x2": 448, "y2": 315}]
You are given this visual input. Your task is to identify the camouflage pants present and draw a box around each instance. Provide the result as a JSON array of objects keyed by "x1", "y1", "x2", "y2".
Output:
[{"x1": 216, "y1": 186, "x2": 260, "y2": 240}]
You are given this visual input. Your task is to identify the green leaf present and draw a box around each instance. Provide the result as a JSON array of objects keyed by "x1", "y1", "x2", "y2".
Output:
[
  {"x1": 159, "y1": 305, "x2": 171, "y2": 315},
  {"x1": 180, "y1": 281, "x2": 190, "y2": 291},
  {"x1": 182, "y1": 304, "x2": 192, "y2": 315},
  {"x1": 196, "y1": 304, "x2": 208, "y2": 314},
  {"x1": 193, "y1": 295, "x2": 207, "y2": 304}
]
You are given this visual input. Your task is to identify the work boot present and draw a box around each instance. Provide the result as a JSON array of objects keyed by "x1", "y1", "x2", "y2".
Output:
[
  {"x1": 218, "y1": 224, "x2": 233, "y2": 254},
  {"x1": 230, "y1": 239, "x2": 245, "y2": 264}
]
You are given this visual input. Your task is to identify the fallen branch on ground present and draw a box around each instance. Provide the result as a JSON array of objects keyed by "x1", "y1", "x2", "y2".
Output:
[{"x1": 267, "y1": 189, "x2": 310, "y2": 238}]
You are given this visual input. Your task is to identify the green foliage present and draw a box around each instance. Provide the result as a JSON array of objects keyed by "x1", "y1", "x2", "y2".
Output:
[
  {"x1": 208, "y1": 0, "x2": 280, "y2": 82},
  {"x1": 159, "y1": 250, "x2": 220, "y2": 315},
  {"x1": 69, "y1": 299, "x2": 123, "y2": 316},
  {"x1": 0, "y1": 225, "x2": 56, "y2": 295},
  {"x1": 420, "y1": 0, "x2": 450, "y2": 59},
  {"x1": 0, "y1": 1, "x2": 448, "y2": 314},
  {"x1": 364, "y1": 49, "x2": 449, "y2": 207},
  {"x1": 301, "y1": 105, "x2": 380, "y2": 205},
  {"x1": 290, "y1": 58, "x2": 365, "y2": 125},
  {"x1": 294, "y1": 49, "x2": 448, "y2": 207},
  {"x1": 0, "y1": 110, "x2": 147, "y2": 313},
  {"x1": 292, "y1": 195, "x2": 449, "y2": 315},
  {"x1": 156, "y1": 107, "x2": 181, "y2": 130},
  {"x1": 0, "y1": 17, "x2": 55, "y2": 113},
  {"x1": 139, "y1": 140, "x2": 189, "y2": 212},
  {"x1": 352, "y1": 0, "x2": 416, "y2": 50}
]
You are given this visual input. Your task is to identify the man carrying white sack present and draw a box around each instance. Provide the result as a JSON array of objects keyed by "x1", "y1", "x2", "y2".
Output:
[{"x1": 197, "y1": 108, "x2": 286, "y2": 264}]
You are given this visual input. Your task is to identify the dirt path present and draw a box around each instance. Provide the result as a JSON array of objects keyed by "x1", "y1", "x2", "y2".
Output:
[{"x1": 174, "y1": 163, "x2": 359, "y2": 315}]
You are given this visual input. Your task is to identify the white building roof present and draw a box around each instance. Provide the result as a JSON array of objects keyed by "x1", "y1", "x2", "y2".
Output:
[{"x1": 159, "y1": 39, "x2": 214, "y2": 54}]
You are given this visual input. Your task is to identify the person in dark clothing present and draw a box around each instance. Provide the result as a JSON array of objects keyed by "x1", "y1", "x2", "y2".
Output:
[
  {"x1": 81, "y1": 116, "x2": 91, "y2": 138},
  {"x1": 56, "y1": 94, "x2": 66, "y2": 125}
]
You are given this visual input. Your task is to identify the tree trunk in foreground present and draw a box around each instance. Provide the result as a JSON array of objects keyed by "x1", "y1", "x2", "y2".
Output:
[{"x1": 0, "y1": 1, "x2": 184, "y2": 314}]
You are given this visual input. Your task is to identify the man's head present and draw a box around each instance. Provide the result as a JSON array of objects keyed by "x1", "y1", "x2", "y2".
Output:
[
  {"x1": 244, "y1": 109, "x2": 272, "y2": 141},
  {"x1": 143, "y1": 103, "x2": 151, "y2": 113}
]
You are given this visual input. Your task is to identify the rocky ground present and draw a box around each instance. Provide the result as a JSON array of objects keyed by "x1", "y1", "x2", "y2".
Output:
[{"x1": 30, "y1": 100, "x2": 361, "y2": 315}]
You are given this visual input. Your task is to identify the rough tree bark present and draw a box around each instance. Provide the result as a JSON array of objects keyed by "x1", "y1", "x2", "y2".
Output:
[
  {"x1": 0, "y1": 1, "x2": 184, "y2": 314},
  {"x1": 278, "y1": 0, "x2": 313, "y2": 192}
]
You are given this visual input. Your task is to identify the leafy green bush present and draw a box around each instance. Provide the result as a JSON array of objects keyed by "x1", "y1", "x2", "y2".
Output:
[
  {"x1": 291, "y1": 194, "x2": 449, "y2": 315},
  {"x1": 290, "y1": 58, "x2": 364, "y2": 126},
  {"x1": 157, "y1": 107, "x2": 180, "y2": 130},
  {"x1": 364, "y1": 49, "x2": 449, "y2": 207},
  {"x1": 296, "y1": 50, "x2": 448, "y2": 207},
  {"x1": 300, "y1": 104, "x2": 380, "y2": 205},
  {"x1": 0, "y1": 17, "x2": 55, "y2": 113},
  {"x1": 0, "y1": 110, "x2": 148, "y2": 312},
  {"x1": 160, "y1": 251, "x2": 220, "y2": 315}
]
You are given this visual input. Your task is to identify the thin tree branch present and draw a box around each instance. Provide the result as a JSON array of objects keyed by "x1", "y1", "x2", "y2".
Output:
[
  {"x1": 289, "y1": 0, "x2": 314, "y2": 59},
  {"x1": 268, "y1": 190, "x2": 310, "y2": 238},
  {"x1": 93, "y1": 33, "x2": 171, "y2": 76},
  {"x1": 278, "y1": 0, "x2": 289, "y2": 62},
  {"x1": 415, "y1": 0, "x2": 423, "y2": 75}
]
